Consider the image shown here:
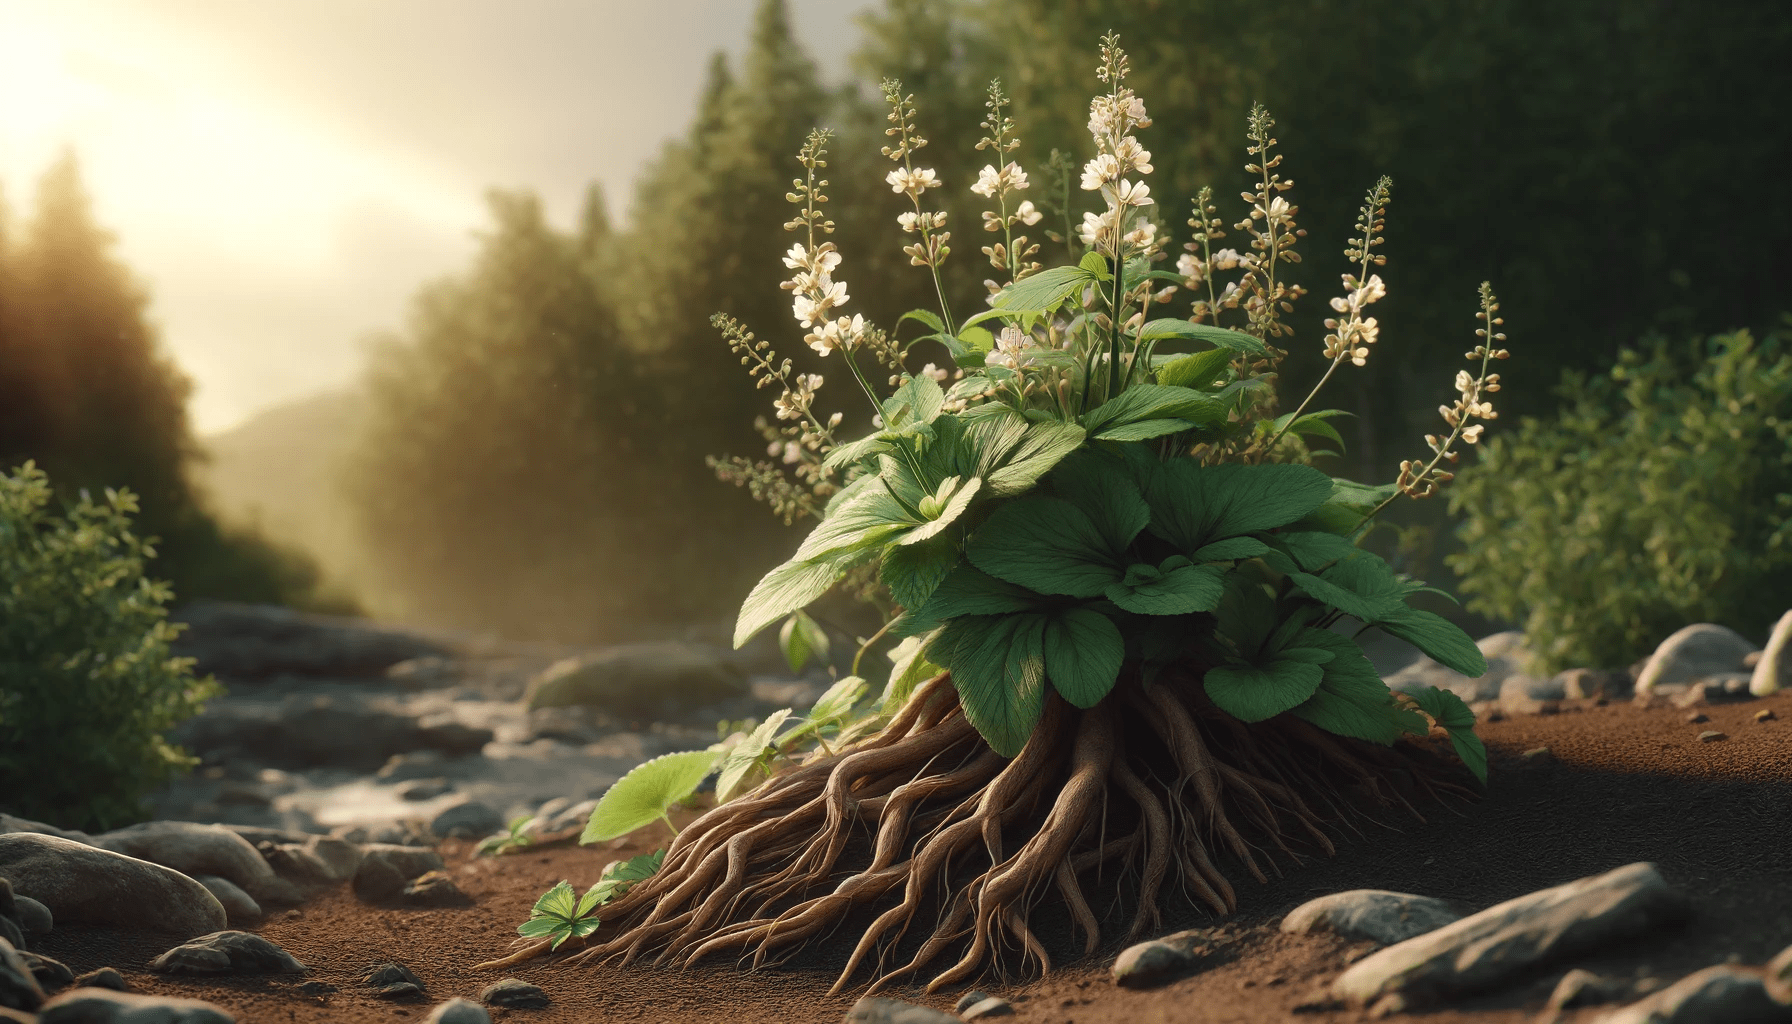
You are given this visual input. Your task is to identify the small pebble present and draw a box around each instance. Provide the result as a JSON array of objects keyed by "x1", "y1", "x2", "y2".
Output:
[
  {"x1": 479, "y1": 977, "x2": 548, "y2": 1009},
  {"x1": 297, "y1": 980, "x2": 336, "y2": 996},
  {"x1": 954, "y1": 991, "x2": 994, "y2": 1013},
  {"x1": 962, "y1": 996, "x2": 1013, "y2": 1019},
  {"x1": 1685, "y1": 712, "x2": 1709, "y2": 724},
  {"x1": 1698, "y1": 730, "x2": 1728, "y2": 742},
  {"x1": 1520, "y1": 746, "x2": 1555, "y2": 766},
  {"x1": 1756, "y1": 709, "x2": 1777, "y2": 722},
  {"x1": 72, "y1": 967, "x2": 128, "y2": 992}
]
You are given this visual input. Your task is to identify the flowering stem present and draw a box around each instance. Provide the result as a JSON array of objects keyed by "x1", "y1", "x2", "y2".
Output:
[
  {"x1": 1262, "y1": 353, "x2": 1345, "y2": 453},
  {"x1": 1105, "y1": 253, "x2": 1124, "y2": 400}
]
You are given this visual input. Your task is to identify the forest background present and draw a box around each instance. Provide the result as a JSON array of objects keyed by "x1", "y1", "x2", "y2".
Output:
[{"x1": 2, "y1": 0, "x2": 1787, "y2": 656}]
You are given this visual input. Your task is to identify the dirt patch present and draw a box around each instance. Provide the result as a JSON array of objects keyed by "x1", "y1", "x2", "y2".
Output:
[{"x1": 34, "y1": 692, "x2": 1792, "y2": 1023}]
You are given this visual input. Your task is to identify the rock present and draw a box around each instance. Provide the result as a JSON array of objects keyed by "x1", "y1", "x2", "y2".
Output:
[
  {"x1": 92, "y1": 823, "x2": 293, "y2": 907},
  {"x1": 398, "y1": 779, "x2": 454, "y2": 802},
  {"x1": 217, "y1": 825, "x2": 313, "y2": 848},
  {"x1": 0, "y1": 834, "x2": 226, "y2": 938},
  {"x1": 415, "y1": 715, "x2": 494, "y2": 756},
  {"x1": 0, "y1": 817, "x2": 93, "y2": 846},
  {"x1": 1501, "y1": 673, "x2": 1566, "y2": 702},
  {"x1": 1699, "y1": 730, "x2": 1728, "y2": 743},
  {"x1": 70, "y1": 969, "x2": 126, "y2": 992},
  {"x1": 148, "y1": 931, "x2": 305, "y2": 975},
  {"x1": 402, "y1": 871, "x2": 470, "y2": 907},
  {"x1": 13, "y1": 898, "x2": 51, "y2": 936},
  {"x1": 295, "y1": 981, "x2": 334, "y2": 996},
  {"x1": 0, "y1": 919, "x2": 19, "y2": 954},
  {"x1": 38, "y1": 987, "x2": 236, "y2": 1023},
  {"x1": 1331, "y1": 862, "x2": 1690, "y2": 1009},
  {"x1": 960, "y1": 995, "x2": 1014, "y2": 1019},
  {"x1": 191, "y1": 876, "x2": 261, "y2": 928},
  {"x1": 1385, "y1": 630, "x2": 1529, "y2": 703},
  {"x1": 301, "y1": 835, "x2": 361, "y2": 880},
  {"x1": 170, "y1": 600, "x2": 449, "y2": 680},
  {"x1": 1767, "y1": 942, "x2": 1792, "y2": 1005},
  {"x1": 1593, "y1": 964, "x2": 1790, "y2": 1023},
  {"x1": 1520, "y1": 747, "x2": 1557, "y2": 768},
  {"x1": 364, "y1": 962, "x2": 424, "y2": 997},
  {"x1": 537, "y1": 799, "x2": 596, "y2": 836},
  {"x1": 842, "y1": 997, "x2": 960, "y2": 1023},
  {"x1": 1686, "y1": 712, "x2": 1710, "y2": 724},
  {"x1": 377, "y1": 751, "x2": 449, "y2": 782},
  {"x1": 953, "y1": 991, "x2": 995, "y2": 1013},
  {"x1": 21, "y1": 951, "x2": 73, "y2": 993},
  {"x1": 351, "y1": 845, "x2": 445, "y2": 901},
  {"x1": 1557, "y1": 668, "x2": 1629, "y2": 700},
  {"x1": 1281, "y1": 890, "x2": 1462, "y2": 945},
  {"x1": 523, "y1": 643, "x2": 748, "y2": 716},
  {"x1": 1635, "y1": 623, "x2": 1759, "y2": 695},
  {"x1": 0, "y1": 937, "x2": 44, "y2": 1012},
  {"x1": 424, "y1": 997, "x2": 492, "y2": 1023},
  {"x1": 1672, "y1": 675, "x2": 1755, "y2": 707},
  {"x1": 1758, "y1": 709, "x2": 1779, "y2": 723},
  {"x1": 430, "y1": 800, "x2": 502, "y2": 840},
  {"x1": 1752, "y1": 608, "x2": 1792, "y2": 696},
  {"x1": 478, "y1": 978, "x2": 548, "y2": 1009},
  {"x1": 376, "y1": 983, "x2": 426, "y2": 1001},
  {"x1": 1111, "y1": 928, "x2": 1229, "y2": 988}
]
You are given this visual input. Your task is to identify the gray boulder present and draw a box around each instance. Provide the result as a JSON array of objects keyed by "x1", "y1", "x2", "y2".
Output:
[
  {"x1": 351, "y1": 845, "x2": 445, "y2": 901},
  {"x1": 0, "y1": 834, "x2": 226, "y2": 938},
  {"x1": 39, "y1": 987, "x2": 235, "y2": 1023},
  {"x1": 1593, "y1": 964, "x2": 1791, "y2": 1024},
  {"x1": 14, "y1": 897, "x2": 52, "y2": 936},
  {"x1": 1634, "y1": 623, "x2": 1759, "y2": 695},
  {"x1": 1385, "y1": 630, "x2": 1529, "y2": 703},
  {"x1": 20, "y1": 951, "x2": 73, "y2": 994},
  {"x1": 0, "y1": 816, "x2": 92, "y2": 845},
  {"x1": 170, "y1": 600, "x2": 449, "y2": 680},
  {"x1": 1332, "y1": 862, "x2": 1690, "y2": 1009},
  {"x1": 190, "y1": 877, "x2": 260, "y2": 928},
  {"x1": 424, "y1": 997, "x2": 492, "y2": 1024},
  {"x1": 0, "y1": 937, "x2": 43, "y2": 1013},
  {"x1": 71, "y1": 969, "x2": 127, "y2": 992},
  {"x1": 844, "y1": 997, "x2": 960, "y2": 1023},
  {"x1": 148, "y1": 931, "x2": 305, "y2": 975},
  {"x1": 524, "y1": 643, "x2": 747, "y2": 716},
  {"x1": 430, "y1": 800, "x2": 502, "y2": 840},
  {"x1": 1751, "y1": 608, "x2": 1792, "y2": 696},
  {"x1": 93, "y1": 823, "x2": 294, "y2": 906},
  {"x1": 1110, "y1": 928, "x2": 1230, "y2": 989},
  {"x1": 1280, "y1": 890, "x2": 1462, "y2": 945}
]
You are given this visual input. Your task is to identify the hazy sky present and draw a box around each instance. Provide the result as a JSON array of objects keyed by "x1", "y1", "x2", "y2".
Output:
[{"x1": 0, "y1": 0, "x2": 874, "y2": 433}]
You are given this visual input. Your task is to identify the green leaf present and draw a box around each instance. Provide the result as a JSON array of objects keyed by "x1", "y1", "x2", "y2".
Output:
[
  {"x1": 568, "y1": 916, "x2": 603, "y2": 940},
  {"x1": 1288, "y1": 553, "x2": 1410, "y2": 623},
  {"x1": 901, "y1": 564, "x2": 1043, "y2": 635},
  {"x1": 530, "y1": 880, "x2": 576, "y2": 920},
  {"x1": 586, "y1": 848, "x2": 667, "y2": 905},
  {"x1": 994, "y1": 265, "x2": 1096, "y2": 315},
  {"x1": 1272, "y1": 409, "x2": 1352, "y2": 452},
  {"x1": 984, "y1": 422, "x2": 1086, "y2": 495},
  {"x1": 1271, "y1": 531, "x2": 1363, "y2": 571},
  {"x1": 1192, "y1": 537, "x2": 1269, "y2": 562},
  {"x1": 1404, "y1": 686, "x2": 1487, "y2": 784},
  {"x1": 714, "y1": 709, "x2": 792, "y2": 802},
  {"x1": 1094, "y1": 417, "x2": 1199, "y2": 441},
  {"x1": 1040, "y1": 608, "x2": 1124, "y2": 708},
  {"x1": 1079, "y1": 250, "x2": 1113, "y2": 279},
  {"x1": 880, "y1": 535, "x2": 958, "y2": 610},
  {"x1": 898, "y1": 308, "x2": 946, "y2": 333},
  {"x1": 1048, "y1": 451, "x2": 1151, "y2": 551},
  {"x1": 791, "y1": 486, "x2": 913, "y2": 563},
  {"x1": 883, "y1": 633, "x2": 943, "y2": 711},
  {"x1": 966, "y1": 496, "x2": 1121, "y2": 598},
  {"x1": 581, "y1": 749, "x2": 721, "y2": 843},
  {"x1": 899, "y1": 475, "x2": 981, "y2": 545},
  {"x1": 517, "y1": 917, "x2": 564, "y2": 938},
  {"x1": 957, "y1": 307, "x2": 1016, "y2": 334},
  {"x1": 1156, "y1": 348, "x2": 1235, "y2": 390},
  {"x1": 1378, "y1": 609, "x2": 1489, "y2": 677},
  {"x1": 822, "y1": 432, "x2": 895, "y2": 471},
  {"x1": 885, "y1": 374, "x2": 946, "y2": 430},
  {"x1": 1082, "y1": 384, "x2": 1226, "y2": 436},
  {"x1": 778, "y1": 610, "x2": 829, "y2": 674},
  {"x1": 1146, "y1": 461, "x2": 1334, "y2": 555},
  {"x1": 928, "y1": 614, "x2": 1049, "y2": 757},
  {"x1": 1133, "y1": 319, "x2": 1268, "y2": 356},
  {"x1": 808, "y1": 675, "x2": 869, "y2": 725},
  {"x1": 1204, "y1": 655, "x2": 1326, "y2": 722},
  {"x1": 1212, "y1": 569, "x2": 1279, "y2": 660},
  {"x1": 734, "y1": 547, "x2": 870, "y2": 648},
  {"x1": 1106, "y1": 560, "x2": 1226, "y2": 615},
  {"x1": 1289, "y1": 631, "x2": 1428, "y2": 745}
]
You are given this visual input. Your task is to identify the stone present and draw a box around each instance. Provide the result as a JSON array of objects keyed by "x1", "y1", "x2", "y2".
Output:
[
  {"x1": 537, "y1": 799, "x2": 597, "y2": 836},
  {"x1": 1281, "y1": 890, "x2": 1462, "y2": 946},
  {"x1": 430, "y1": 800, "x2": 502, "y2": 840},
  {"x1": 0, "y1": 834, "x2": 226, "y2": 938},
  {"x1": 169, "y1": 599, "x2": 447, "y2": 680},
  {"x1": 296, "y1": 981, "x2": 334, "y2": 996},
  {"x1": 1767, "y1": 942, "x2": 1792, "y2": 1005},
  {"x1": 13, "y1": 898, "x2": 51, "y2": 935},
  {"x1": 1331, "y1": 862, "x2": 1690, "y2": 1009},
  {"x1": 0, "y1": 816, "x2": 93, "y2": 846},
  {"x1": 1672, "y1": 676, "x2": 1754, "y2": 708},
  {"x1": 377, "y1": 751, "x2": 449, "y2": 782},
  {"x1": 398, "y1": 779, "x2": 454, "y2": 802},
  {"x1": 478, "y1": 978, "x2": 548, "y2": 1009},
  {"x1": 1111, "y1": 928, "x2": 1229, "y2": 988},
  {"x1": 0, "y1": 937, "x2": 44, "y2": 1012},
  {"x1": 1634, "y1": 623, "x2": 1759, "y2": 695},
  {"x1": 376, "y1": 982, "x2": 426, "y2": 1000},
  {"x1": 190, "y1": 876, "x2": 260, "y2": 928},
  {"x1": 960, "y1": 995, "x2": 1014, "y2": 1019},
  {"x1": 523, "y1": 643, "x2": 748, "y2": 716},
  {"x1": 301, "y1": 835, "x2": 361, "y2": 881},
  {"x1": 1751, "y1": 608, "x2": 1791, "y2": 696},
  {"x1": 38, "y1": 986, "x2": 236, "y2": 1023},
  {"x1": 148, "y1": 931, "x2": 305, "y2": 975},
  {"x1": 953, "y1": 991, "x2": 995, "y2": 1013},
  {"x1": 364, "y1": 962, "x2": 423, "y2": 994},
  {"x1": 70, "y1": 969, "x2": 126, "y2": 992},
  {"x1": 92, "y1": 823, "x2": 294, "y2": 907},
  {"x1": 842, "y1": 997, "x2": 960, "y2": 1023},
  {"x1": 1686, "y1": 712, "x2": 1710, "y2": 724},
  {"x1": 21, "y1": 951, "x2": 73, "y2": 993},
  {"x1": 1384, "y1": 630, "x2": 1531, "y2": 703},
  {"x1": 402, "y1": 871, "x2": 470, "y2": 907},
  {"x1": 424, "y1": 997, "x2": 493, "y2": 1024},
  {"x1": 1593, "y1": 964, "x2": 1790, "y2": 1023},
  {"x1": 1699, "y1": 730, "x2": 1728, "y2": 743},
  {"x1": 1556, "y1": 668, "x2": 1628, "y2": 700},
  {"x1": 0, "y1": 918, "x2": 19, "y2": 955},
  {"x1": 351, "y1": 845, "x2": 445, "y2": 901},
  {"x1": 415, "y1": 715, "x2": 494, "y2": 757},
  {"x1": 217, "y1": 825, "x2": 312, "y2": 848},
  {"x1": 1758, "y1": 709, "x2": 1779, "y2": 723}
]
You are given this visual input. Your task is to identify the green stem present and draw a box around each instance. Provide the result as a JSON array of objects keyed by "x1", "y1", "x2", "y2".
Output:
[
  {"x1": 852, "y1": 616, "x2": 899, "y2": 677},
  {"x1": 1262, "y1": 354, "x2": 1345, "y2": 453},
  {"x1": 1105, "y1": 253, "x2": 1124, "y2": 400}
]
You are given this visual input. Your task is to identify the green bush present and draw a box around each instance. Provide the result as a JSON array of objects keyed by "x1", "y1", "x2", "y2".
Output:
[
  {"x1": 0, "y1": 463, "x2": 220, "y2": 831},
  {"x1": 1447, "y1": 323, "x2": 1792, "y2": 675}
]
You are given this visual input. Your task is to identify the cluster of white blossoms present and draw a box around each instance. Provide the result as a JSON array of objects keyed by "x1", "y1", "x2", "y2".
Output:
[
  {"x1": 1078, "y1": 38, "x2": 1158, "y2": 259},
  {"x1": 1322, "y1": 272, "x2": 1386, "y2": 366},
  {"x1": 781, "y1": 242, "x2": 866, "y2": 357},
  {"x1": 772, "y1": 372, "x2": 825, "y2": 423},
  {"x1": 1397, "y1": 284, "x2": 1510, "y2": 501},
  {"x1": 882, "y1": 80, "x2": 952, "y2": 273},
  {"x1": 984, "y1": 324, "x2": 1044, "y2": 371}
]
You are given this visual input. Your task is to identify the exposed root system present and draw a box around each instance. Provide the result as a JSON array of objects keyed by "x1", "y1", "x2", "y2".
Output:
[{"x1": 477, "y1": 670, "x2": 1476, "y2": 991}]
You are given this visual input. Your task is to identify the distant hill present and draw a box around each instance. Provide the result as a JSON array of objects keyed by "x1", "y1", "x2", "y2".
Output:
[{"x1": 194, "y1": 390, "x2": 370, "y2": 605}]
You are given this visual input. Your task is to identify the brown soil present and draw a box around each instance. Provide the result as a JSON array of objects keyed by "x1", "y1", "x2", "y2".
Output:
[{"x1": 35, "y1": 691, "x2": 1792, "y2": 1023}]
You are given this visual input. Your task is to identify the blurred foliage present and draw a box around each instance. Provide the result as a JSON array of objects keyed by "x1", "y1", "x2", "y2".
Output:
[
  {"x1": 0, "y1": 463, "x2": 220, "y2": 830},
  {"x1": 0, "y1": 154, "x2": 340, "y2": 611},
  {"x1": 1448, "y1": 323, "x2": 1792, "y2": 675}
]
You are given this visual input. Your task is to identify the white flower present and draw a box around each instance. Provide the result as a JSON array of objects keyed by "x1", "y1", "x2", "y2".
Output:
[
  {"x1": 792, "y1": 279, "x2": 848, "y2": 327},
  {"x1": 1078, "y1": 209, "x2": 1115, "y2": 248},
  {"x1": 886, "y1": 167, "x2": 941, "y2": 196},
  {"x1": 1015, "y1": 200, "x2": 1042, "y2": 226},
  {"x1": 971, "y1": 165, "x2": 1001, "y2": 198},
  {"x1": 1123, "y1": 218, "x2": 1157, "y2": 250},
  {"x1": 1112, "y1": 179, "x2": 1153, "y2": 208},
  {"x1": 1087, "y1": 98, "x2": 1116, "y2": 139},
  {"x1": 1461, "y1": 423, "x2": 1484, "y2": 444},
  {"x1": 781, "y1": 441, "x2": 803, "y2": 464},
  {"x1": 1125, "y1": 95, "x2": 1150, "y2": 127},
  {"x1": 1210, "y1": 248, "x2": 1245, "y2": 271},
  {"x1": 1176, "y1": 252, "x2": 1202, "y2": 284},
  {"x1": 898, "y1": 211, "x2": 922, "y2": 233},
  {"x1": 1355, "y1": 273, "x2": 1386, "y2": 306},
  {"x1": 1113, "y1": 136, "x2": 1152, "y2": 175},
  {"x1": 920, "y1": 362, "x2": 950, "y2": 383},
  {"x1": 1081, "y1": 154, "x2": 1119, "y2": 191}
]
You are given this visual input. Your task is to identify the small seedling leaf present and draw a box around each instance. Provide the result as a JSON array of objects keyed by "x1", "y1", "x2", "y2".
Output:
[{"x1": 581, "y1": 749, "x2": 720, "y2": 843}]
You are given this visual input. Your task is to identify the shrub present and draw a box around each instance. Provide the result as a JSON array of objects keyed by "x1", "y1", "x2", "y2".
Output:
[
  {"x1": 0, "y1": 462, "x2": 221, "y2": 831},
  {"x1": 1447, "y1": 323, "x2": 1792, "y2": 675}
]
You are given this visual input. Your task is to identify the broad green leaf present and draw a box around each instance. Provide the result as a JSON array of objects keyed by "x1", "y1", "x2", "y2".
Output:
[
  {"x1": 581, "y1": 749, "x2": 721, "y2": 843},
  {"x1": 884, "y1": 374, "x2": 947, "y2": 429},
  {"x1": 1079, "y1": 250, "x2": 1113, "y2": 278},
  {"x1": 568, "y1": 917, "x2": 602, "y2": 941},
  {"x1": 517, "y1": 917, "x2": 564, "y2": 939},
  {"x1": 1272, "y1": 531, "x2": 1363, "y2": 571},
  {"x1": 994, "y1": 265, "x2": 1096, "y2": 314},
  {"x1": 898, "y1": 475, "x2": 981, "y2": 545},
  {"x1": 958, "y1": 325, "x2": 995, "y2": 353},
  {"x1": 1272, "y1": 409, "x2": 1352, "y2": 452},
  {"x1": 882, "y1": 633, "x2": 944, "y2": 710},
  {"x1": 530, "y1": 880, "x2": 576, "y2": 920},
  {"x1": 715, "y1": 709, "x2": 792, "y2": 802},
  {"x1": 1146, "y1": 461, "x2": 1334, "y2": 555},
  {"x1": 985, "y1": 422, "x2": 1086, "y2": 495},
  {"x1": 1047, "y1": 452, "x2": 1150, "y2": 552},
  {"x1": 1212, "y1": 569, "x2": 1279, "y2": 660},
  {"x1": 945, "y1": 375, "x2": 997, "y2": 403},
  {"x1": 1106, "y1": 560, "x2": 1226, "y2": 615},
  {"x1": 823, "y1": 469, "x2": 878, "y2": 517},
  {"x1": 823, "y1": 432, "x2": 895, "y2": 470},
  {"x1": 734, "y1": 547, "x2": 869, "y2": 648},
  {"x1": 1041, "y1": 608, "x2": 1124, "y2": 708},
  {"x1": 898, "y1": 308, "x2": 946, "y2": 333},
  {"x1": 1287, "y1": 554, "x2": 1409, "y2": 623},
  {"x1": 576, "y1": 881, "x2": 605, "y2": 918},
  {"x1": 880, "y1": 534, "x2": 958, "y2": 610},
  {"x1": 807, "y1": 674, "x2": 869, "y2": 725},
  {"x1": 1289, "y1": 631, "x2": 1428, "y2": 745},
  {"x1": 928, "y1": 614, "x2": 1049, "y2": 757},
  {"x1": 778, "y1": 610, "x2": 829, "y2": 674},
  {"x1": 1094, "y1": 417, "x2": 1199, "y2": 441},
  {"x1": 1403, "y1": 685, "x2": 1487, "y2": 784},
  {"x1": 958, "y1": 307, "x2": 1017, "y2": 333},
  {"x1": 1378, "y1": 609, "x2": 1489, "y2": 677},
  {"x1": 1133, "y1": 318, "x2": 1268, "y2": 355},
  {"x1": 902, "y1": 564, "x2": 1043, "y2": 633},
  {"x1": 1156, "y1": 348, "x2": 1235, "y2": 390},
  {"x1": 791, "y1": 486, "x2": 914, "y2": 562},
  {"x1": 1081, "y1": 384, "x2": 1226, "y2": 436},
  {"x1": 588, "y1": 849, "x2": 665, "y2": 904},
  {"x1": 966, "y1": 496, "x2": 1120, "y2": 598},
  {"x1": 1193, "y1": 537, "x2": 1269, "y2": 562},
  {"x1": 1204, "y1": 656, "x2": 1326, "y2": 722}
]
